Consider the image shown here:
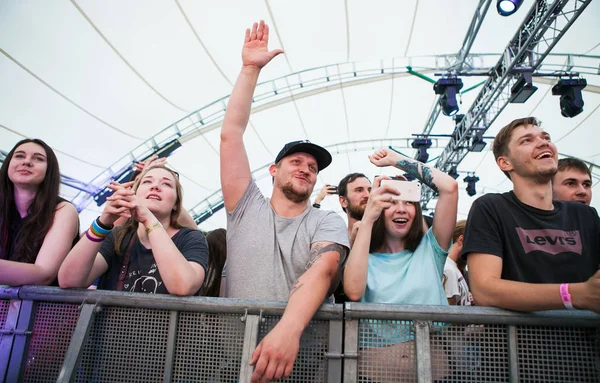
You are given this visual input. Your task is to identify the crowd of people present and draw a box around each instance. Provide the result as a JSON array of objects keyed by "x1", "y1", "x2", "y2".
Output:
[{"x1": 1, "y1": 21, "x2": 598, "y2": 382}]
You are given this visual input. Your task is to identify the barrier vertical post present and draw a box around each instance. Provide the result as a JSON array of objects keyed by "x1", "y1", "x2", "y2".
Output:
[
  {"x1": 239, "y1": 313, "x2": 260, "y2": 382},
  {"x1": 163, "y1": 310, "x2": 179, "y2": 383},
  {"x1": 507, "y1": 325, "x2": 520, "y2": 382},
  {"x1": 5, "y1": 300, "x2": 36, "y2": 382},
  {"x1": 327, "y1": 319, "x2": 343, "y2": 382},
  {"x1": 0, "y1": 300, "x2": 22, "y2": 381},
  {"x1": 56, "y1": 303, "x2": 97, "y2": 383},
  {"x1": 415, "y1": 320, "x2": 432, "y2": 383},
  {"x1": 343, "y1": 319, "x2": 359, "y2": 383}
]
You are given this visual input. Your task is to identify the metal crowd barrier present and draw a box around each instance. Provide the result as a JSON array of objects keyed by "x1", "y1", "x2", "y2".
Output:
[{"x1": 0, "y1": 286, "x2": 598, "y2": 382}]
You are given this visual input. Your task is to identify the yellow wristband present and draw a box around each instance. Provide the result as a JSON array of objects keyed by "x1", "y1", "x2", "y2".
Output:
[{"x1": 145, "y1": 221, "x2": 163, "y2": 235}]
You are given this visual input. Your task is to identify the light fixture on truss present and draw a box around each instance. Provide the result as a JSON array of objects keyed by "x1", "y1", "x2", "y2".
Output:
[{"x1": 434, "y1": 76, "x2": 464, "y2": 117}]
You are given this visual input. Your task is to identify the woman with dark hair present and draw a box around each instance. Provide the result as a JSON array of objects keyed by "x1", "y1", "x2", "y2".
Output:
[
  {"x1": 343, "y1": 148, "x2": 458, "y2": 382},
  {"x1": 0, "y1": 139, "x2": 80, "y2": 286},
  {"x1": 58, "y1": 165, "x2": 208, "y2": 296},
  {"x1": 199, "y1": 228, "x2": 227, "y2": 297}
]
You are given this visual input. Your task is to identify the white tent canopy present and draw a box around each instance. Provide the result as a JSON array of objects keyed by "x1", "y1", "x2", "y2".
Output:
[{"x1": 1, "y1": 0, "x2": 599, "y2": 231}]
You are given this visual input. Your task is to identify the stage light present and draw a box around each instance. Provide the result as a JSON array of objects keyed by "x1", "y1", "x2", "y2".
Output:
[
  {"x1": 552, "y1": 78, "x2": 587, "y2": 118},
  {"x1": 470, "y1": 137, "x2": 487, "y2": 152},
  {"x1": 464, "y1": 175, "x2": 480, "y2": 197},
  {"x1": 434, "y1": 77, "x2": 464, "y2": 116},
  {"x1": 448, "y1": 167, "x2": 459, "y2": 180},
  {"x1": 412, "y1": 138, "x2": 433, "y2": 163},
  {"x1": 510, "y1": 72, "x2": 538, "y2": 103},
  {"x1": 454, "y1": 114, "x2": 465, "y2": 126},
  {"x1": 497, "y1": 0, "x2": 524, "y2": 16}
]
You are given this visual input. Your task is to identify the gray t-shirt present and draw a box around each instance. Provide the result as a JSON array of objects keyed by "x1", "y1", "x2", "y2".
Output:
[{"x1": 226, "y1": 180, "x2": 349, "y2": 301}]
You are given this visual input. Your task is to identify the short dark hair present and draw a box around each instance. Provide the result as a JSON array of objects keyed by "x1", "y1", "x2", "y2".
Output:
[
  {"x1": 493, "y1": 117, "x2": 541, "y2": 179},
  {"x1": 369, "y1": 202, "x2": 424, "y2": 253},
  {"x1": 338, "y1": 173, "x2": 369, "y2": 213},
  {"x1": 557, "y1": 158, "x2": 591, "y2": 178}
]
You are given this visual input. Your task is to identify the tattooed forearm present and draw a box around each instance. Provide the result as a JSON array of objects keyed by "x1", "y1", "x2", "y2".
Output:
[
  {"x1": 306, "y1": 243, "x2": 348, "y2": 270},
  {"x1": 289, "y1": 281, "x2": 304, "y2": 298},
  {"x1": 396, "y1": 160, "x2": 439, "y2": 193}
]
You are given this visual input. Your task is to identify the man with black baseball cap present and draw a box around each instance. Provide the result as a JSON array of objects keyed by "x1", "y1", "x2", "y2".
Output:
[
  {"x1": 274, "y1": 140, "x2": 332, "y2": 171},
  {"x1": 219, "y1": 21, "x2": 348, "y2": 382}
]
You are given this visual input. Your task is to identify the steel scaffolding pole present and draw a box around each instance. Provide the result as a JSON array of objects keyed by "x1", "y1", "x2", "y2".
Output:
[{"x1": 421, "y1": 0, "x2": 593, "y2": 207}]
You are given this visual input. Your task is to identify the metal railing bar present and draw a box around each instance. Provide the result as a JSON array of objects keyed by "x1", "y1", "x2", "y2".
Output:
[
  {"x1": 16, "y1": 286, "x2": 343, "y2": 320},
  {"x1": 345, "y1": 302, "x2": 600, "y2": 327}
]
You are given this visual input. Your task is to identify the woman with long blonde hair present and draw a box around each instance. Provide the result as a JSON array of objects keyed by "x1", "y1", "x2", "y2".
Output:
[{"x1": 59, "y1": 165, "x2": 208, "y2": 295}]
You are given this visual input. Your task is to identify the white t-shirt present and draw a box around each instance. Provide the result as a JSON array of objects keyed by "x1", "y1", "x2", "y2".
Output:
[{"x1": 443, "y1": 258, "x2": 471, "y2": 306}]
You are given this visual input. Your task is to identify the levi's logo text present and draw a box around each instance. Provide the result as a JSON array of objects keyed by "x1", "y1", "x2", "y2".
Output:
[{"x1": 515, "y1": 228, "x2": 582, "y2": 255}]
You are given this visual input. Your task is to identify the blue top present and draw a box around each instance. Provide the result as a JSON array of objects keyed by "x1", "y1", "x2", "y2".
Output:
[
  {"x1": 360, "y1": 228, "x2": 449, "y2": 346},
  {"x1": 362, "y1": 228, "x2": 449, "y2": 306}
]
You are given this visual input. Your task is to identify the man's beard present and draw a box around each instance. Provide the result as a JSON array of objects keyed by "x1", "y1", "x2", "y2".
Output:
[
  {"x1": 281, "y1": 182, "x2": 311, "y2": 203},
  {"x1": 514, "y1": 160, "x2": 557, "y2": 184},
  {"x1": 531, "y1": 167, "x2": 558, "y2": 184},
  {"x1": 347, "y1": 200, "x2": 366, "y2": 221}
]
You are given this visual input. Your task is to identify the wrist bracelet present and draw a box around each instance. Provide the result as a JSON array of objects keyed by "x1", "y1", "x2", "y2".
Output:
[
  {"x1": 312, "y1": 203, "x2": 321, "y2": 208},
  {"x1": 95, "y1": 217, "x2": 114, "y2": 231},
  {"x1": 559, "y1": 283, "x2": 575, "y2": 310},
  {"x1": 85, "y1": 230, "x2": 104, "y2": 243},
  {"x1": 146, "y1": 221, "x2": 163, "y2": 234}
]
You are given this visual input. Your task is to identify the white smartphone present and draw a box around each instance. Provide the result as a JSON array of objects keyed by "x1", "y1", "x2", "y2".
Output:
[{"x1": 380, "y1": 180, "x2": 422, "y2": 202}]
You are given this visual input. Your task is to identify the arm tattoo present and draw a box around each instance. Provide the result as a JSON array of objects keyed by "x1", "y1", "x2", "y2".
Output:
[
  {"x1": 306, "y1": 243, "x2": 348, "y2": 270},
  {"x1": 396, "y1": 159, "x2": 439, "y2": 193}
]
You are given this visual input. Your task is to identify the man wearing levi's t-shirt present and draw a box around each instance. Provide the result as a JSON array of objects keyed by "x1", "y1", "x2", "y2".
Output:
[{"x1": 461, "y1": 117, "x2": 600, "y2": 314}]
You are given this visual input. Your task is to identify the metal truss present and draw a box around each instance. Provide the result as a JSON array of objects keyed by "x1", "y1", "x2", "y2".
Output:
[
  {"x1": 190, "y1": 138, "x2": 456, "y2": 224},
  {"x1": 190, "y1": 140, "x2": 600, "y2": 224},
  {"x1": 70, "y1": 50, "x2": 599, "y2": 212},
  {"x1": 422, "y1": 0, "x2": 593, "y2": 206},
  {"x1": 418, "y1": 0, "x2": 494, "y2": 142}
]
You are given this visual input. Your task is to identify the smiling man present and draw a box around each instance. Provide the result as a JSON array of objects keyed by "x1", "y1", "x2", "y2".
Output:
[
  {"x1": 220, "y1": 21, "x2": 349, "y2": 382},
  {"x1": 462, "y1": 117, "x2": 600, "y2": 314},
  {"x1": 552, "y1": 157, "x2": 592, "y2": 205},
  {"x1": 338, "y1": 173, "x2": 372, "y2": 239}
]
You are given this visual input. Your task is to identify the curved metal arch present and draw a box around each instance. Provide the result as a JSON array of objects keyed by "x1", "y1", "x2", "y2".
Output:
[
  {"x1": 189, "y1": 137, "x2": 456, "y2": 224},
  {"x1": 190, "y1": 142, "x2": 600, "y2": 225},
  {"x1": 70, "y1": 52, "x2": 600, "y2": 211}
]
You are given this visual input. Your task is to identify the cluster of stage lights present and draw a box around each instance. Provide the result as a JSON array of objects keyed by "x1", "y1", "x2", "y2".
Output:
[{"x1": 436, "y1": 73, "x2": 587, "y2": 119}]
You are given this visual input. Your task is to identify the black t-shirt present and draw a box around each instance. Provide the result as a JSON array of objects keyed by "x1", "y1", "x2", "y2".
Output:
[
  {"x1": 98, "y1": 227, "x2": 209, "y2": 294},
  {"x1": 461, "y1": 192, "x2": 600, "y2": 283}
]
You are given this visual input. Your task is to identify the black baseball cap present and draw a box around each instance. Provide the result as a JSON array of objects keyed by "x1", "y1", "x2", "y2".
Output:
[{"x1": 275, "y1": 140, "x2": 332, "y2": 172}]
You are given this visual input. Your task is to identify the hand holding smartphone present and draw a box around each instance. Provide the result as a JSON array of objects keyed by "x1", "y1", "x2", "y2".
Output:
[{"x1": 380, "y1": 180, "x2": 422, "y2": 202}]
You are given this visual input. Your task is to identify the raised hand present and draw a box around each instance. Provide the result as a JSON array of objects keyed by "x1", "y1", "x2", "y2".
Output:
[
  {"x1": 361, "y1": 176, "x2": 399, "y2": 224},
  {"x1": 242, "y1": 20, "x2": 284, "y2": 70},
  {"x1": 133, "y1": 155, "x2": 167, "y2": 174},
  {"x1": 368, "y1": 148, "x2": 401, "y2": 168},
  {"x1": 100, "y1": 181, "x2": 136, "y2": 225},
  {"x1": 104, "y1": 181, "x2": 156, "y2": 225},
  {"x1": 315, "y1": 184, "x2": 337, "y2": 204}
]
